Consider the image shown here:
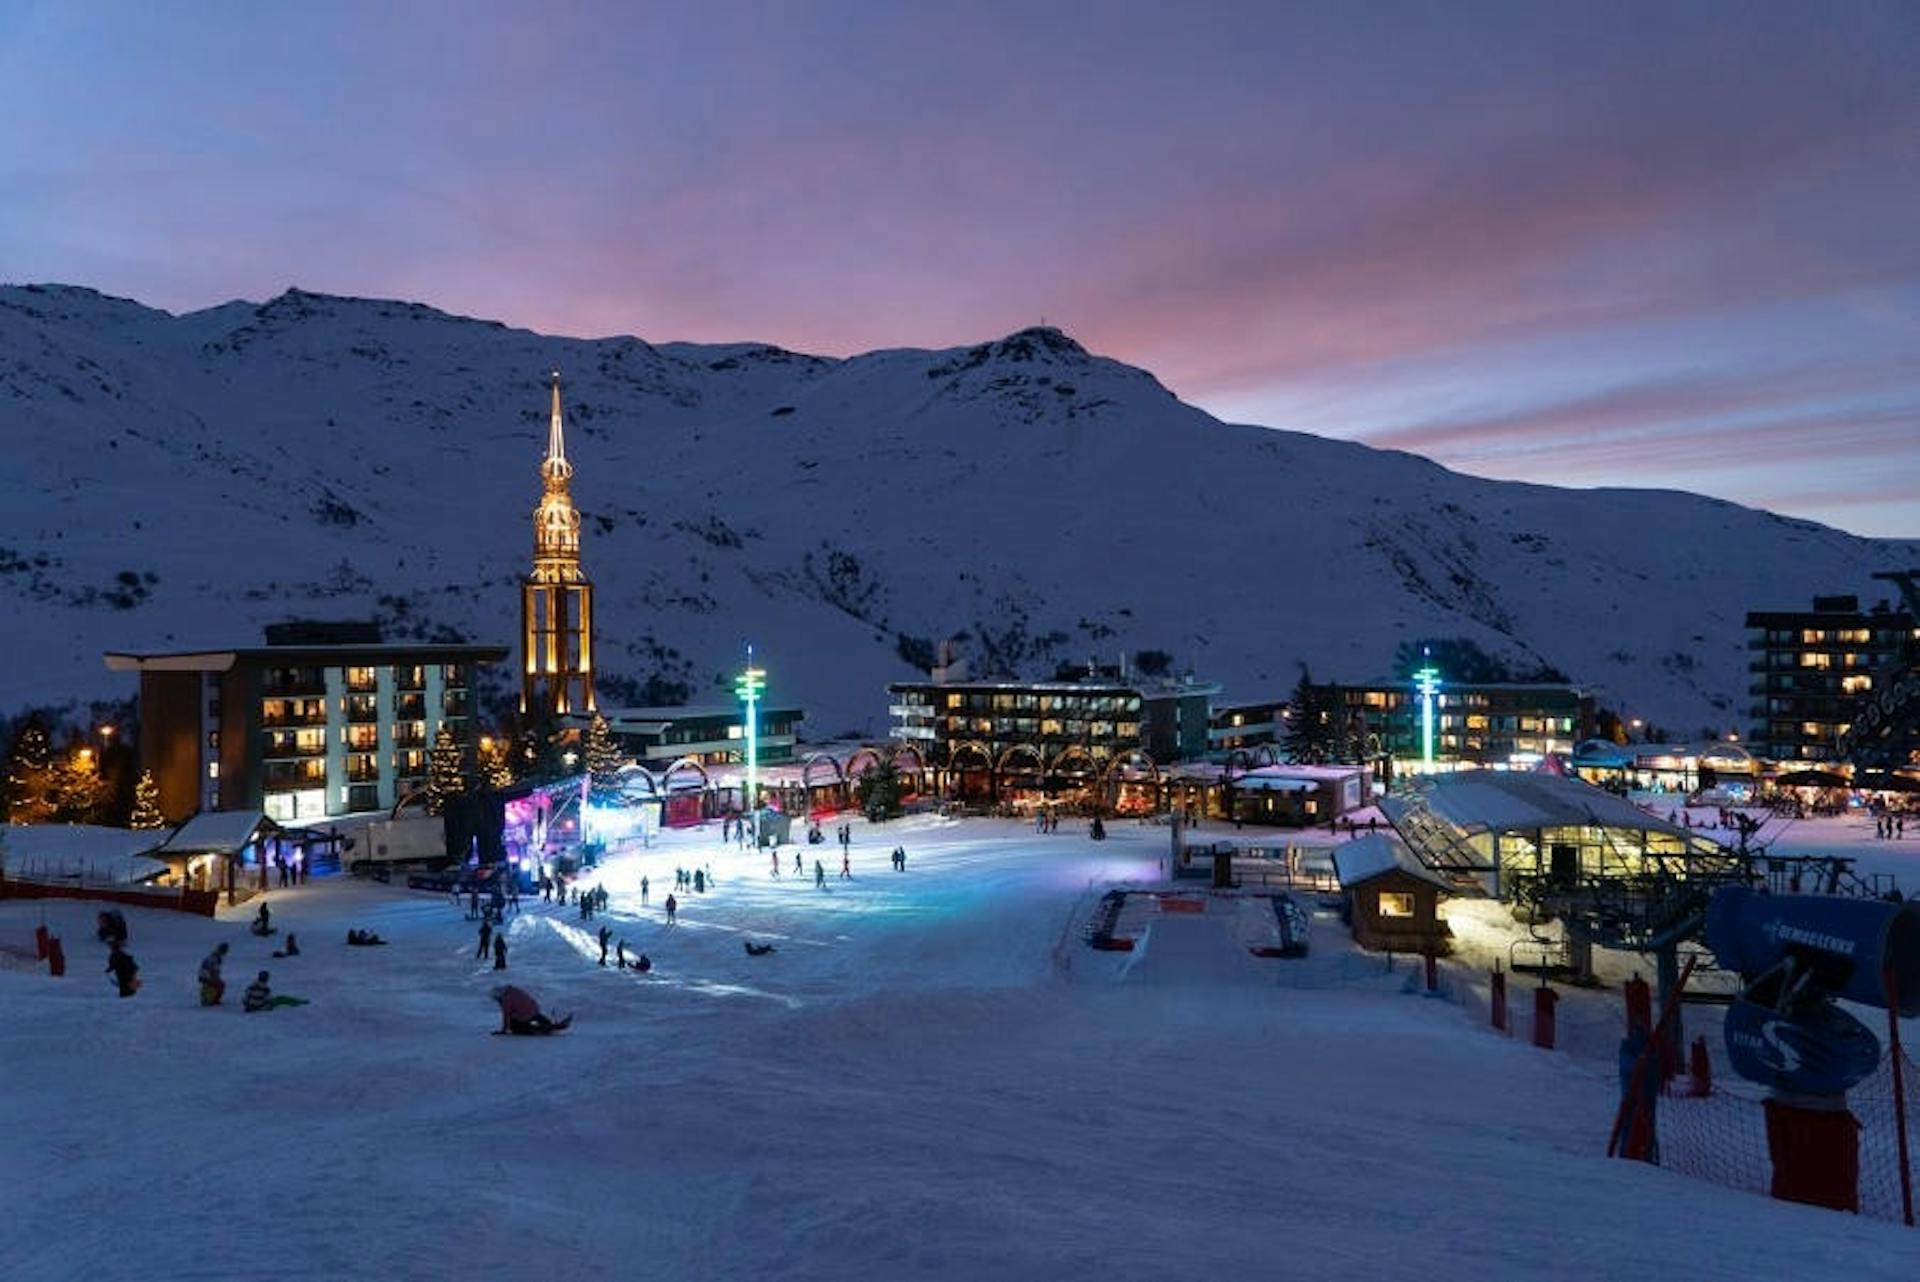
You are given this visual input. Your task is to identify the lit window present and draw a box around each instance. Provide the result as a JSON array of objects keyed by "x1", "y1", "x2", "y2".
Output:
[
  {"x1": 1378, "y1": 892, "x2": 1414, "y2": 918},
  {"x1": 208, "y1": 762, "x2": 220, "y2": 780},
  {"x1": 727, "y1": 725, "x2": 742, "y2": 740}
]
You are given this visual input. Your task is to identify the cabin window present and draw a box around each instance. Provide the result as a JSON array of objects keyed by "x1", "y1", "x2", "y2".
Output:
[{"x1": 1378, "y1": 892, "x2": 1415, "y2": 919}]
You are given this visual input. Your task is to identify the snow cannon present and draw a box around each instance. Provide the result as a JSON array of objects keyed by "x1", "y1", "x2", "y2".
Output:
[{"x1": 1705, "y1": 886, "x2": 1920, "y2": 1015}]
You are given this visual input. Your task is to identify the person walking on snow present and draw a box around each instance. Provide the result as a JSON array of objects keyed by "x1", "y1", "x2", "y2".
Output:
[
  {"x1": 640, "y1": 875, "x2": 649, "y2": 905},
  {"x1": 476, "y1": 919, "x2": 493, "y2": 959},
  {"x1": 770, "y1": 850, "x2": 780, "y2": 878},
  {"x1": 814, "y1": 859, "x2": 826, "y2": 889},
  {"x1": 694, "y1": 869, "x2": 706, "y2": 895},
  {"x1": 493, "y1": 932, "x2": 509, "y2": 970},
  {"x1": 597, "y1": 924, "x2": 611, "y2": 967},
  {"x1": 664, "y1": 893, "x2": 678, "y2": 926},
  {"x1": 841, "y1": 848, "x2": 851, "y2": 879},
  {"x1": 106, "y1": 942, "x2": 140, "y2": 998},
  {"x1": 793, "y1": 850, "x2": 803, "y2": 876},
  {"x1": 198, "y1": 941, "x2": 230, "y2": 1006}
]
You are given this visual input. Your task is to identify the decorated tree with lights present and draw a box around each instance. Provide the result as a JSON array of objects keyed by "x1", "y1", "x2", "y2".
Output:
[
  {"x1": 481, "y1": 741, "x2": 514, "y2": 791},
  {"x1": 425, "y1": 725, "x2": 470, "y2": 815},
  {"x1": 4, "y1": 713, "x2": 57, "y2": 825},
  {"x1": 583, "y1": 712, "x2": 626, "y2": 804},
  {"x1": 129, "y1": 770, "x2": 166, "y2": 829},
  {"x1": 55, "y1": 746, "x2": 109, "y2": 823}
]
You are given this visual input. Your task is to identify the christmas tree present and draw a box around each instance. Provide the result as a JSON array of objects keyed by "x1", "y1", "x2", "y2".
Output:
[
  {"x1": 129, "y1": 770, "x2": 166, "y2": 829},
  {"x1": 425, "y1": 725, "x2": 470, "y2": 815},
  {"x1": 482, "y1": 741, "x2": 514, "y2": 790},
  {"x1": 582, "y1": 713, "x2": 626, "y2": 803},
  {"x1": 4, "y1": 714, "x2": 57, "y2": 825}
]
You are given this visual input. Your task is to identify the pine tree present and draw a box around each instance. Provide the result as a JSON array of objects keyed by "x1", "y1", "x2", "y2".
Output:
[
  {"x1": 582, "y1": 713, "x2": 626, "y2": 803},
  {"x1": 854, "y1": 754, "x2": 905, "y2": 822},
  {"x1": 482, "y1": 742, "x2": 514, "y2": 791},
  {"x1": 1282, "y1": 670, "x2": 1335, "y2": 765},
  {"x1": 54, "y1": 745, "x2": 109, "y2": 823},
  {"x1": 425, "y1": 725, "x2": 469, "y2": 815},
  {"x1": 5, "y1": 714, "x2": 57, "y2": 825},
  {"x1": 129, "y1": 770, "x2": 166, "y2": 829}
]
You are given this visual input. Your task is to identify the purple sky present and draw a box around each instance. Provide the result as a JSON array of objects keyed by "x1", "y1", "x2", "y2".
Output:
[{"x1": 3, "y1": 2, "x2": 1915, "y2": 535}]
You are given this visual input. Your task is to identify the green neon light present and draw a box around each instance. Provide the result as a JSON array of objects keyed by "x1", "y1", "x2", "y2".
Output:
[
  {"x1": 1412, "y1": 647, "x2": 1442, "y2": 774},
  {"x1": 735, "y1": 644, "x2": 765, "y2": 813}
]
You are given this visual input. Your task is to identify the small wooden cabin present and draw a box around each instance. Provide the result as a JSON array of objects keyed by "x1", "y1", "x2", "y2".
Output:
[{"x1": 1332, "y1": 834, "x2": 1453, "y2": 955}]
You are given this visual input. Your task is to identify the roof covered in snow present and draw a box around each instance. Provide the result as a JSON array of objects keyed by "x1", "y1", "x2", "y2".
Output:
[
  {"x1": 155, "y1": 810, "x2": 276, "y2": 855},
  {"x1": 1415, "y1": 771, "x2": 1689, "y2": 838},
  {"x1": 1332, "y1": 835, "x2": 1454, "y2": 892}
]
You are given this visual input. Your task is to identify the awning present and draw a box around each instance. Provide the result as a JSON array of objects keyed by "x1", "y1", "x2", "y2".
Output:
[{"x1": 1775, "y1": 769, "x2": 1849, "y2": 789}]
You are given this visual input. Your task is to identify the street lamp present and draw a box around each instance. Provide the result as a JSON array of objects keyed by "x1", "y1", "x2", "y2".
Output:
[
  {"x1": 734, "y1": 645, "x2": 766, "y2": 815},
  {"x1": 1412, "y1": 647, "x2": 1442, "y2": 774}
]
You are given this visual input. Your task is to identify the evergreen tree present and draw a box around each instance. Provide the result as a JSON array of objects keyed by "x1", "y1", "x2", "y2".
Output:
[
  {"x1": 582, "y1": 712, "x2": 626, "y2": 803},
  {"x1": 425, "y1": 725, "x2": 470, "y2": 815},
  {"x1": 481, "y1": 741, "x2": 514, "y2": 791},
  {"x1": 129, "y1": 770, "x2": 166, "y2": 829},
  {"x1": 1282, "y1": 670, "x2": 1335, "y2": 765},
  {"x1": 54, "y1": 747, "x2": 108, "y2": 824},
  {"x1": 854, "y1": 754, "x2": 905, "y2": 822},
  {"x1": 5, "y1": 714, "x2": 57, "y2": 825}
]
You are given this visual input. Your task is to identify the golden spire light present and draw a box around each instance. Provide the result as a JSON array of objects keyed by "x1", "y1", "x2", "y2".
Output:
[{"x1": 520, "y1": 370, "x2": 595, "y2": 720}]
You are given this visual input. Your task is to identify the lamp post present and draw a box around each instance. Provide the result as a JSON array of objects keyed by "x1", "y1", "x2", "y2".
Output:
[
  {"x1": 1412, "y1": 648, "x2": 1442, "y2": 774},
  {"x1": 734, "y1": 645, "x2": 766, "y2": 816}
]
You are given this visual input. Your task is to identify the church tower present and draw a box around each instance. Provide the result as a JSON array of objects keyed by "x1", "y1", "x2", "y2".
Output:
[{"x1": 520, "y1": 371, "x2": 596, "y2": 719}]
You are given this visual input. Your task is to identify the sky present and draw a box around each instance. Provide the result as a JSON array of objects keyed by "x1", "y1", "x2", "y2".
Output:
[{"x1": 1, "y1": 1, "x2": 1915, "y2": 537}]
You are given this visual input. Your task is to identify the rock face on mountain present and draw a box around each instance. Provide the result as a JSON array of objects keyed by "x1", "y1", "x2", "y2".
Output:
[{"x1": 0, "y1": 282, "x2": 1908, "y2": 735}]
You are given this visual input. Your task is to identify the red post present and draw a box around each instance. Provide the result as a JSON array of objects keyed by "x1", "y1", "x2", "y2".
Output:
[
  {"x1": 46, "y1": 936, "x2": 65, "y2": 977},
  {"x1": 1886, "y1": 965, "x2": 1915, "y2": 1228},
  {"x1": 1608, "y1": 954, "x2": 1697, "y2": 1159},
  {"x1": 33, "y1": 924, "x2": 49, "y2": 960},
  {"x1": 1491, "y1": 967, "x2": 1508, "y2": 1033},
  {"x1": 1424, "y1": 948, "x2": 1438, "y2": 993},
  {"x1": 1688, "y1": 1036, "x2": 1713, "y2": 1098},
  {"x1": 1533, "y1": 986, "x2": 1559, "y2": 1050}
]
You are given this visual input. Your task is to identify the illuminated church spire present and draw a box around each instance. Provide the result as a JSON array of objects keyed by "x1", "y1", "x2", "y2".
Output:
[
  {"x1": 543, "y1": 371, "x2": 572, "y2": 483},
  {"x1": 521, "y1": 370, "x2": 595, "y2": 719}
]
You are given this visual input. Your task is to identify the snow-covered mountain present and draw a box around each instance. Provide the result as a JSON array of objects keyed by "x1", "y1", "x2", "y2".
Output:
[{"x1": 1, "y1": 282, "x2": 1909, "y2": 736}]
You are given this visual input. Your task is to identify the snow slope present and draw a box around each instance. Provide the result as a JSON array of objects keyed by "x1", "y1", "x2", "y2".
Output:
[
  {"x1": 0, "y1": 282, "x2": 1911, "y2": 733},
  {"x1": 1, "y1": 816, "x2": 1912, "y2": 1281}
]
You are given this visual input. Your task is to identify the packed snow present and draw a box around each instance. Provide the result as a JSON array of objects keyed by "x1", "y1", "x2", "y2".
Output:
[{"x1": 3, "y1": 813, "x2": 1915, "y2": 1280}]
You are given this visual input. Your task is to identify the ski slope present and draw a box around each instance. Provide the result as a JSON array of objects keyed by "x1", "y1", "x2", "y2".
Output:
[{"x1": 0, "y1": 814, "x2": 1912, "y2": 1281}]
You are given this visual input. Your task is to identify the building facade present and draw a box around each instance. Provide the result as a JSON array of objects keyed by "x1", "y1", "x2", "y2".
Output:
[
  {"x1": 106, "y1": 622, "x2": 506, "y2": 823},
  {"x1": 1322, "y1": 681, "x2": 1594, "y2": 769},
  {"x1": 888, "y1": 675, "x2": 1216, "y2": 790},
  {"x1": 1745, "y1": 594, "x2": 1919, "y2": 763},
  {"x1": 1209, "y1": 697, "x2": 1288, "y2": 754},
  {"x1": 601, "y1": 704, "x2": 804, "y2": 772},
  {"x1": 521, "y1": 372, "x2": 596, "y2": 720}
]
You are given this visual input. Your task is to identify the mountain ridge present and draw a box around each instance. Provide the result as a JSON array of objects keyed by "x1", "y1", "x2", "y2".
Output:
[{"x1": 1, "y1": 280, "x2": 1909, "y2": 738}]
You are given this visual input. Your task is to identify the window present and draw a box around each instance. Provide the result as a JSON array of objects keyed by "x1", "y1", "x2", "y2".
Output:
[
  {"x1": 1378, "y1": 892, "x2": 1415, "y2": 919},
  {"x1": 208, "y1": 762, "x2": 220, "y2": 779}
]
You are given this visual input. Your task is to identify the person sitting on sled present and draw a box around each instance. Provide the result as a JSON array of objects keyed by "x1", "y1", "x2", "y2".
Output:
[{"x1": 492, "y1": 985, "x2": 570, "y2": 1035}]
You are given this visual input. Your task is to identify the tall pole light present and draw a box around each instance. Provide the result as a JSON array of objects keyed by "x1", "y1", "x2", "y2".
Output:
[
  {"x1": 734, "y1": 645, "x2": 766, "y2": 815},
  {"x1": 1413, "y1": 647, "x2": 1442, "y2": 774}
]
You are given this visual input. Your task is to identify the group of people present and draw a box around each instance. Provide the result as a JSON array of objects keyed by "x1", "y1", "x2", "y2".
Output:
[
  {"x1": 672, "y1": 866, "x2": 708, "y2": 894},
  {"x1": 474, "y1": 918, "x2": 510, "y2": 969},
  {"x1": 1875, "y1": 813, "x2": 1908, "y2": 840},
  {"x1": 270, "y1": 853, "x2": 308, "y2": 888},
  {"x1": 193, "y1": 932, "x2": 307, "y2": 1012}
]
